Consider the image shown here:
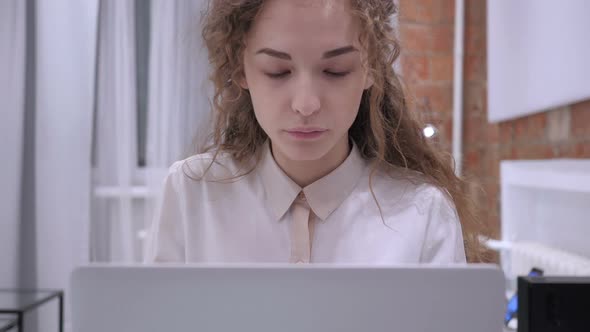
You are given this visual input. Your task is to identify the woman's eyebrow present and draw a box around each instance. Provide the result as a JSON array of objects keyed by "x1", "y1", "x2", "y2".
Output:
[
  {"x1": 256, "y1": 48, "x2": 291, "y2": 60},
  {"x1": 255, "y1": 45, "x2": 358, "y2": 60},
  {"x1": 322, "y1": 45, "x2": 358, "y2": 59}
]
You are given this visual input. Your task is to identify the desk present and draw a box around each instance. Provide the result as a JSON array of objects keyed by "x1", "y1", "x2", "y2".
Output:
[{"x1": 0, "y1": 290, "x2": 63, "y2": 332}]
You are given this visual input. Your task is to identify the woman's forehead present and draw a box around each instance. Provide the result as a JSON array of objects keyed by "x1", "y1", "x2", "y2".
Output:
[
  {"x1": 263, "y1": 0, "x2": 349, "y2": 10},
  {"x1": 254, "y1": 0, "x2": 352, "y2": 25},
  {"x1": 247, "y1": 0, "x2": 360, "y2": 53}
]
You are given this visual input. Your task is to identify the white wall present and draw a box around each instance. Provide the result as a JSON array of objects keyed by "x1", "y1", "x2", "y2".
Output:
[
  {"x1": 0, "y1": 0, "x2": 25, "y2": 288},
  {"x1": 487, "y1": 0, "x2": 590, "y2": 122},
  {"x1": 35, "y1": 0, "x2": 98, "y2": 329},
  {"x1": 35, "y1": 0, "x2": 97, "y2": 289}
]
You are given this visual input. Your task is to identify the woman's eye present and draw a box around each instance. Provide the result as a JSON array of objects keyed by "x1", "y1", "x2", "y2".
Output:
[
  {"x1": 266, "y1": 71, "x2": 290, "y2": 79},
  {"x1": 264, "y1": 70, "x2": 350, "y2": 79},
  {"x1": 324, "y1": 70, "x2": 350, "y2": 78}
]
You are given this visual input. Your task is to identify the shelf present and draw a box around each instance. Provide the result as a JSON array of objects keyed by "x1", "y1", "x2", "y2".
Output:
[
  {"x1": 501, "y1": 159, "x2": 590, "y2": 193},
  {"x1": 499, "y1": 158, "x2": 590, "y2": 288}
]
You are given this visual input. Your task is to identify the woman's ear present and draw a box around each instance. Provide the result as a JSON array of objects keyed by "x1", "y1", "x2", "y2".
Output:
[
  {"x1": 364, "y1": 72, "x2": 374, "y2": 90},
  {"x1": 238, "y1": 73, "x2": 249, "y2": 90}
]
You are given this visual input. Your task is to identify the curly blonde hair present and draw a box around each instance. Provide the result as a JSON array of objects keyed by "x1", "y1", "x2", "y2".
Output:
[{"x1": 200, "y1": 0, "x2": 492, "y2": 262}]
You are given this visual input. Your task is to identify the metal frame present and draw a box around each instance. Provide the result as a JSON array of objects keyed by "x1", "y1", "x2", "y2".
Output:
[
  {"x1": 0, "y1": 317, "x2": 18, "y2": 332},
  {"x1": 0, "y1": 289, "x2": 63, "y2": 332}
]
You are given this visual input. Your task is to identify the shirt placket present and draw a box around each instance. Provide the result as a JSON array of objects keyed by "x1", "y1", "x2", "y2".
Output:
[{"x1": 289, "y1": 192, "x2": 315, "y2": 263}]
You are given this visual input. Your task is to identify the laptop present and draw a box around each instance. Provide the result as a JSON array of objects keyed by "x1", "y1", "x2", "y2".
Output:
[{"x1": 70, "y1": 264, "x2": 505, "y2": 332}]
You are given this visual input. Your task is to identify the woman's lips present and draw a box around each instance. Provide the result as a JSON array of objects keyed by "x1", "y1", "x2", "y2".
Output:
[{"x1": 285, "y1": 128, "x2": 327, "y2": 140}]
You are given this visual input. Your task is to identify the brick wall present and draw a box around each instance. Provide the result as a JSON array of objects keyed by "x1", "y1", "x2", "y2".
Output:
[
  {"x1": 398, "y1": 0, "x2": 590, "y2": 236},
  {"x1": 398, "y1": 0, "x2": 456, "y2": 151}
]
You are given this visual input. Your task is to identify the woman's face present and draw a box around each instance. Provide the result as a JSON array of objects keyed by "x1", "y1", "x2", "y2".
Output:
[{"x1": 242, "y1": 0, "x2": 372, "y2": 162}]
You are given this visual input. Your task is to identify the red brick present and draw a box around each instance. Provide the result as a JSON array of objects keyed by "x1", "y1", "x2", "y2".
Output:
[
  {"x1": 487, "y1": 214, "x2": 500, "y2": 239},
  {"x1": 479, "y1": 186, "x2": 493, "y2": 207},
  {"x1": 430, "y1": 54, "x2": 453, "y2": 81},
  {"x1": 399, "y1": 0, "x2": 437, "y2": 24},
  {"x1": 401, "y1": 55, "x2": 430, "y2": 83},
  {"x1": 574, "y1": 140, "x2": 590, "y2": 157},
  {"x1": 483, "y1": 189, "x2": 501, "y2": 237},
  {"x1": 480, "y1": 148, "x2": 493, "y2": 176},
  {"x1": 483, "y1": 180, "x2": 499, "y2": 212},
  {"x1": 486, "y1": 124, "x2": 500, "y2": 144},
  {"x1": 439, "y1": 0, "x2": 455, "y2": 24},
  {"x1": 417, "y1": 101, "x2": 446, "y2": 122},
  {"x1": 555, "y1": 142, "x2": 590, "y2": 158},
  {"x1": 556, "y1": 143, "x2": 578, "y2": 158},
  {"x1": 464, "y1": 55, "x2": 486, "y2": 82},
  {"x1": 464, "y1": 148, "x2": 483, "y2": 175},
  {"x1": 408, "y1": 85, "x2": 432, "y2": 112},
  {"x1": 466, "y1": 0, "x2": 486, "y2": 25},
  {"x1": 463, "y1": 114, "x2": 485, "y2": 144},
  {"x1": 463, "y1": 176, "x2": 485, "y2": 202},
  {"x1": 512, "y1": 143, "x2": 554, "y2": 160},
  {"x1": 463, "y1": 82, "x2": 486, "y2": 117},
  {"x1": 411, "y1": 83, "x2": 453, "y2": 115},
  {"x1": 570, "y1": 100, "x2": 590, "y2": 138},
  {"x1": 511, "y1": 112, "x2": 547, "y2": 144},
  {"x1": 499, "y1": 144, "x2": 513, "y2": 160},
  {"x1": 432, "y1": 25, "x2": 454, "y2": 54},
  {"x1": 485, "y1": 147, "x2": 500, "y2": 179},
  {"x1": 527, "y1": 112, "x2": 548, "y2": 141},
  {"x1": 465, "y1": 24, "x2": 486, "y2": 57},
  {"x1": 512, "y1": 117, "x2": 528, "y2": 142},
  {"x1": 442, "y1": 118, "x2": 453, "y2": 147},
  {"x1": 399, "y1": 24, "x2": 433, "y2": 54},
  {"x1": 498, "y1": 122, "x2": 513, "y2": 145}
]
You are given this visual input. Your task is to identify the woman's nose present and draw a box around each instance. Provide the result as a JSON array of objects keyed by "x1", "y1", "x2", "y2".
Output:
[{"x1": 291, "y1": 76, "x2": 321, "y2": 116}]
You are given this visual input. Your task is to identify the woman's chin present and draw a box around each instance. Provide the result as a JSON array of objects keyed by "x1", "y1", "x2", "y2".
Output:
[{"x1": 271, "y1": 139, "x2": 332, "y2": 162}]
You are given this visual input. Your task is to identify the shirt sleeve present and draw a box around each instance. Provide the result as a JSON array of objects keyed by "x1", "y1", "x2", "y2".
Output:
[
  {"x1": 144, "y1": 162, "x2": 186, "y2": 263},
  {"x1": 419, "y1": 187, "x2": 467, "y2": 263}
]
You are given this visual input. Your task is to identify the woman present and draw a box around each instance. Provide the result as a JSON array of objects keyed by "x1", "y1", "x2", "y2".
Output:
[{"x1": 145, "y1": 0, "x2": 488, "y2": 264}]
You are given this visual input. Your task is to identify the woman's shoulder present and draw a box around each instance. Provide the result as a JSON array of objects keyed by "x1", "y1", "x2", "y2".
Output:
[
  {"x1": 166, "y1": 150, "x2": 254, "y2": 184},
  {"x1": 369, "y1": 165, "x2": 456, "y2": 217}
]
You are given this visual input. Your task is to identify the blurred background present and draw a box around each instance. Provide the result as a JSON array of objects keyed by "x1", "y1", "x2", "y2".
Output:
[{"x1": 1, "y1": 0, "x2": 589, "y2": 330}]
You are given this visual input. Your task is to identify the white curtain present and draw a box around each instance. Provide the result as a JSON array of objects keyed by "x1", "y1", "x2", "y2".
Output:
[
  {"x1": 0, "y1": 0, "x2": 98, "y2": 330},
  {"x1": 91, "y1": 0, "x2": 140, "y2": 263},
  {"x1": 144, "y1": 0, "x2": 212, "y2": 248},
  {"x1": 10, "y1": 0, "x2": 173, "y2": 274},
  {"x1": 0, "y1": 0, "x2": 26, "y2": 289},
  {"x1": 147, "y1": 0, "x2": 211, "y2": 167},
  {"x1": 35, "y1": 0, "x2": 98, "y2": 286},
  {"x1": 90, "y1": 0, "x2": 213, "y2": 263},
  {"x1": 35, "y1": 0, "x2": 98, "y2": 330},
  {"x1": 1, "y1": 0, "x2": 211, "y2": 327}
]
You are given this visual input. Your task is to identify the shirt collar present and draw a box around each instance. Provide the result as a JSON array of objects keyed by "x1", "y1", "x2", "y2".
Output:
[{"x1": 258, "y1": 140, "x2": 367, "y2": 222}]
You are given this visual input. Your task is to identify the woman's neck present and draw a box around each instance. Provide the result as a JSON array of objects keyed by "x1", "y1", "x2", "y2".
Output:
[{"x1": 271, "y1": 137, "x2": 351, "y2": 188}]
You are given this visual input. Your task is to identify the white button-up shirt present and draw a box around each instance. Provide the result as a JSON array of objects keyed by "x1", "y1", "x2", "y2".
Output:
[{"x1": 144, "y1": 142, "x2": 466, "y2": 264}]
